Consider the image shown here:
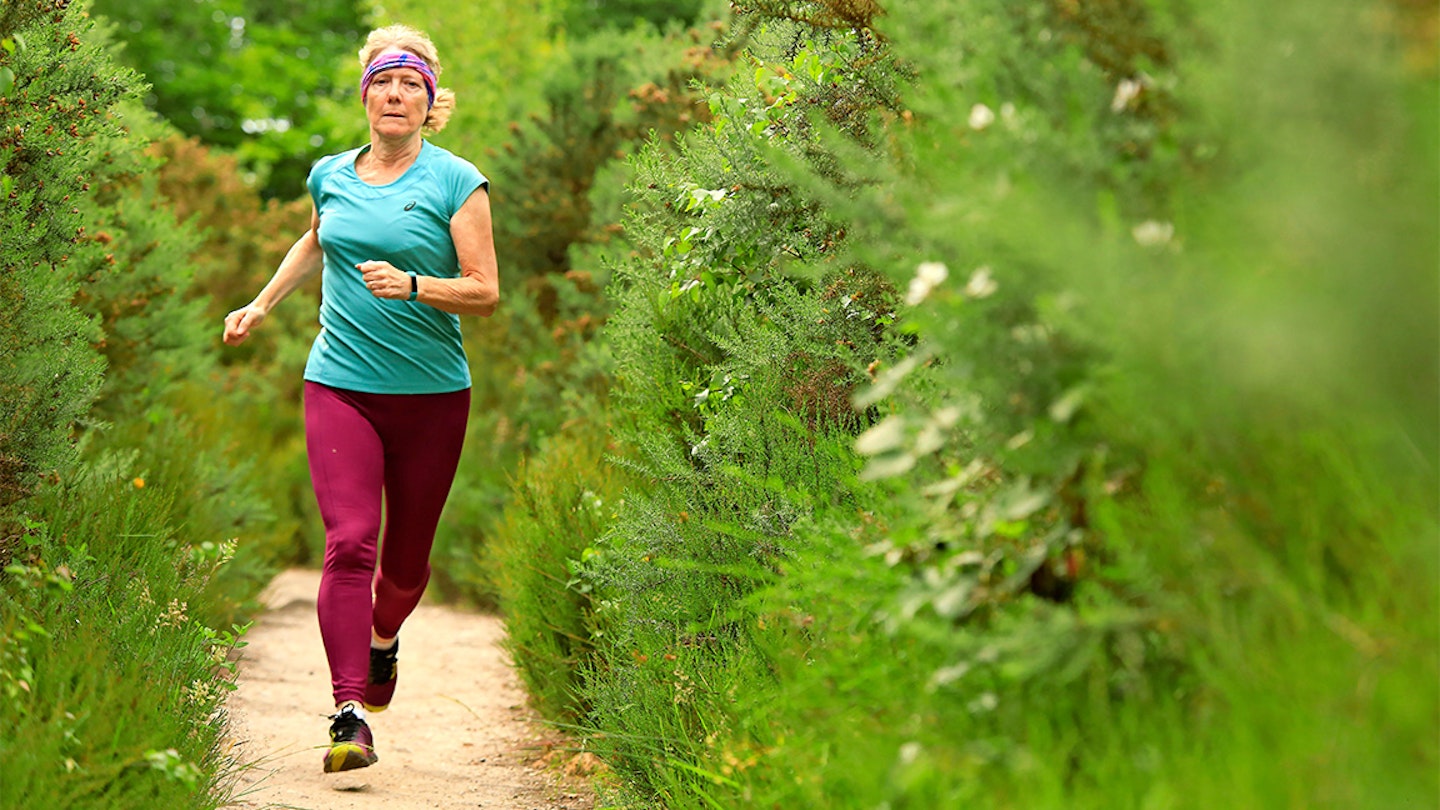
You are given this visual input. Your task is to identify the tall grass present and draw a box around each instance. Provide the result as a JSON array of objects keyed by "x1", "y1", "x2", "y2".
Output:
[
  {"x1": 0, "y1": 451, "x2": 248, "y2": 809},
  {"x1": 486, "y1": 420, "x2": 631, "y2": 722}
]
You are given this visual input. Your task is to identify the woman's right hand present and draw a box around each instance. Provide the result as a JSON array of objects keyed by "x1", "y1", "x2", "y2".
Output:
[{"x1": 223, "y1": 304, "x2": 268, "y2": 346}]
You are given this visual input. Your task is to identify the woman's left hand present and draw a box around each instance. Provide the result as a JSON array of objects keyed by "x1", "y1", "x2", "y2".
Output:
[{"x1": 357, "y1": 260, "x2": 411, "y2": 300}]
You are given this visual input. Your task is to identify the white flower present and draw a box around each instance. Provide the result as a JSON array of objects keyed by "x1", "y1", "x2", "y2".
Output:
[
  {"x1": 1132, "y1": 220, "x2": 1175, "y2": 247},
  {"x1": 930, "y1": 662, "x2": 971, "y2": 689},
  {"x1": 1111, "y1": 77, "x2": 1143, "y2": 112},
  {"x1": 855, "y1": 415, "x2": 907, "y2": 456},
  {"x1": 916, "y1": 261, "x2": 948, "y2": 286},
  {"x1": 860, "y1": 453, "x2": 917, "y2": 482},
  {"x1": 905, "y1": 278, "x2": 928, "y2": 305},
  {"x1": 963, "y1": 266, "x2": 998, "y2": 299},
  {"x1": 967, "y1": 692, "x2": 999, "y2": 714},
  {"x1": 968, "y1": 103, "x2": 995, "y2": 131},
  {"x1": 905, "y1": 261, "x2": 949, "y2": 305}
]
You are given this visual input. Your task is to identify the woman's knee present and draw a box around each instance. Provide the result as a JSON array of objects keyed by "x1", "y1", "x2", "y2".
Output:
[{"x1": 322, "y1": 527, "x2": 379, "y2": 574}]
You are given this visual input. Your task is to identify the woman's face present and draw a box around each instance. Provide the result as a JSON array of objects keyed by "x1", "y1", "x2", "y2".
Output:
[{"x1": 365, "y1": 49, "x2": 429, "y2": 139}]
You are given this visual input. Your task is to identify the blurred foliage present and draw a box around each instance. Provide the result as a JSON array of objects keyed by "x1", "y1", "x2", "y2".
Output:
[
  {"x1": 368, "y1": 0, "x2": 563, "y2": 163},
  {"x1": 88, "y1": 0, "x2": 367, "y2": 197},
  {"x1": 559, "y1": 0, "x2": 716, "y2": 33}
]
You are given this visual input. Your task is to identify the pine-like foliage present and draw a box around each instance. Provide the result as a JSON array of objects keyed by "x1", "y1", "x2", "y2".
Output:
[{"x1": 0, "y1": 0, "x2": 136, "y2": 517}]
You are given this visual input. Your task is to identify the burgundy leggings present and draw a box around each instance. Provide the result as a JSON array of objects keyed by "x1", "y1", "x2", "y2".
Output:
[{"x1": 304, "y1": 381, "x2": 469, "y2": 706}]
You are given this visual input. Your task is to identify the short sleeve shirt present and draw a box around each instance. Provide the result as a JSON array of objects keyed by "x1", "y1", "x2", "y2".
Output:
[{"x1": 302, "y1": 140, "x2": 488, "y2": 394}]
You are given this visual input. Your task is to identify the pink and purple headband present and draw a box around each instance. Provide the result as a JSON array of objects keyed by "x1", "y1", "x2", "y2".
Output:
[{"x1": 360, "y1": 52, "x2": 437, "y2": 109}]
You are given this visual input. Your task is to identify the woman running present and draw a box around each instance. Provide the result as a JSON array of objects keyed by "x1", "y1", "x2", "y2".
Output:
[{"x1": 222, "y1": 23, "x2": 498, "y2": 774}]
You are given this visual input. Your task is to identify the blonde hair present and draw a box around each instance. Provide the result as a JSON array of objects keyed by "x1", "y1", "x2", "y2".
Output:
[{"x1": 358, "y1": 24, "x2": 455, "y2": 134}]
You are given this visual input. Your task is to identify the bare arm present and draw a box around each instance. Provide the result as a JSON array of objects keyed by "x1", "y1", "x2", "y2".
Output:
[
  {"x1": 223, "y1": 207, "x2": 323, "y2": 346},
  {"x1": 357, "y1": 187, "x2": 500, "y2": 316}
]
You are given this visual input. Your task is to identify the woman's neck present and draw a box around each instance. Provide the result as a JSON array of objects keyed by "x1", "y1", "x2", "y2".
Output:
[{"x1": 357, "y1": 134, "x2": 422, "y2": 184}]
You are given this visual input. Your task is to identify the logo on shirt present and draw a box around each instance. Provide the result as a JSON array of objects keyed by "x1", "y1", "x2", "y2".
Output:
[{"x1": 404, "y1": 200, "x2": 417, "y2": 211}]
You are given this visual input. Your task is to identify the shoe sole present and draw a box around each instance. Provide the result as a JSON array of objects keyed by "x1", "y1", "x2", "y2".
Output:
[{"x1": 323, "y1": 743, "x2": 378, "y2": 773}]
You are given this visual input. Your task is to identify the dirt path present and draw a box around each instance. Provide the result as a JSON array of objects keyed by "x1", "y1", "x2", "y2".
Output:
[{"x1": 222, "y1": 569, "x2": 593, "y2": 810}]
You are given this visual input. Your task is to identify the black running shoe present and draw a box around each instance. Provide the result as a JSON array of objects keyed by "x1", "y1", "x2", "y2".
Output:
[
  {"x1": 365, "y1": 639, "x2": 399, "y2": 712},
  {"x1": 322, "y1": 705, "x2": 378, "y2": 773}
]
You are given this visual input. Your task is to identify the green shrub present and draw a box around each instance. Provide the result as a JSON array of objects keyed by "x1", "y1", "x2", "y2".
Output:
[
  {"x1": 498, "y1": 0, "x2": 1437, "y2": 807},
  {"x1": 0, "y1": 0, "x2": 127, "y2": 518},
  {"x1": 561, "y1": 18, "x2": 912, "y2": 801}
]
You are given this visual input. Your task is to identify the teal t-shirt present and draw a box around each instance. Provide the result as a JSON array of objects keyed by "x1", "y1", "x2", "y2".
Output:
[{"x1": 302, "y1": 140, "x2": 488, "y2": 394}]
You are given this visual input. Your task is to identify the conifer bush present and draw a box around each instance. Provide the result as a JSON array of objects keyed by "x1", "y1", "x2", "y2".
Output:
[
  {"x1": 0, "y1": 0, "x2": 124, "y2": 517},
  {"x1": 566, "y1": 16, "x2": 917, "y2": 801}
]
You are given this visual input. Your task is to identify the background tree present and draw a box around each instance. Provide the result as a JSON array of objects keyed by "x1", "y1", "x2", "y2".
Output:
[
  {"x1": 560, "y1": 0, "x2": 714, "y2": 32},
  {"x1": 88, "y1": 0, "x2": 367, "y2": 197}
]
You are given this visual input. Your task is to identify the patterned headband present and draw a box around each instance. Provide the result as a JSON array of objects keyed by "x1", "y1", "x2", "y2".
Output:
[{"x1": 360, "y1": 52, "x2": 437, "y2": 109}]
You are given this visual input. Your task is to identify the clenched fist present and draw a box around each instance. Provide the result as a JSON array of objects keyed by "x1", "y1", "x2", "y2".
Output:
[
  {"x1": 223, "y1": 304, "x2": 267, "y2": 346},
  {"x1": 358, "y1": 260, "x2": 412, "y2": 300}
]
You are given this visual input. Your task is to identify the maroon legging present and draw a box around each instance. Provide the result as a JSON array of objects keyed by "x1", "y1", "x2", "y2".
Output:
[{"x1": 304, "y1": 381, "x2": 470, "y2": 706}]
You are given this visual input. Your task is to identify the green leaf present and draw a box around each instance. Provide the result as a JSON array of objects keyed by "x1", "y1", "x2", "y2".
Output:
[{"x1": 0, "y1": 67, "x2": 14, "y2": 96}]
